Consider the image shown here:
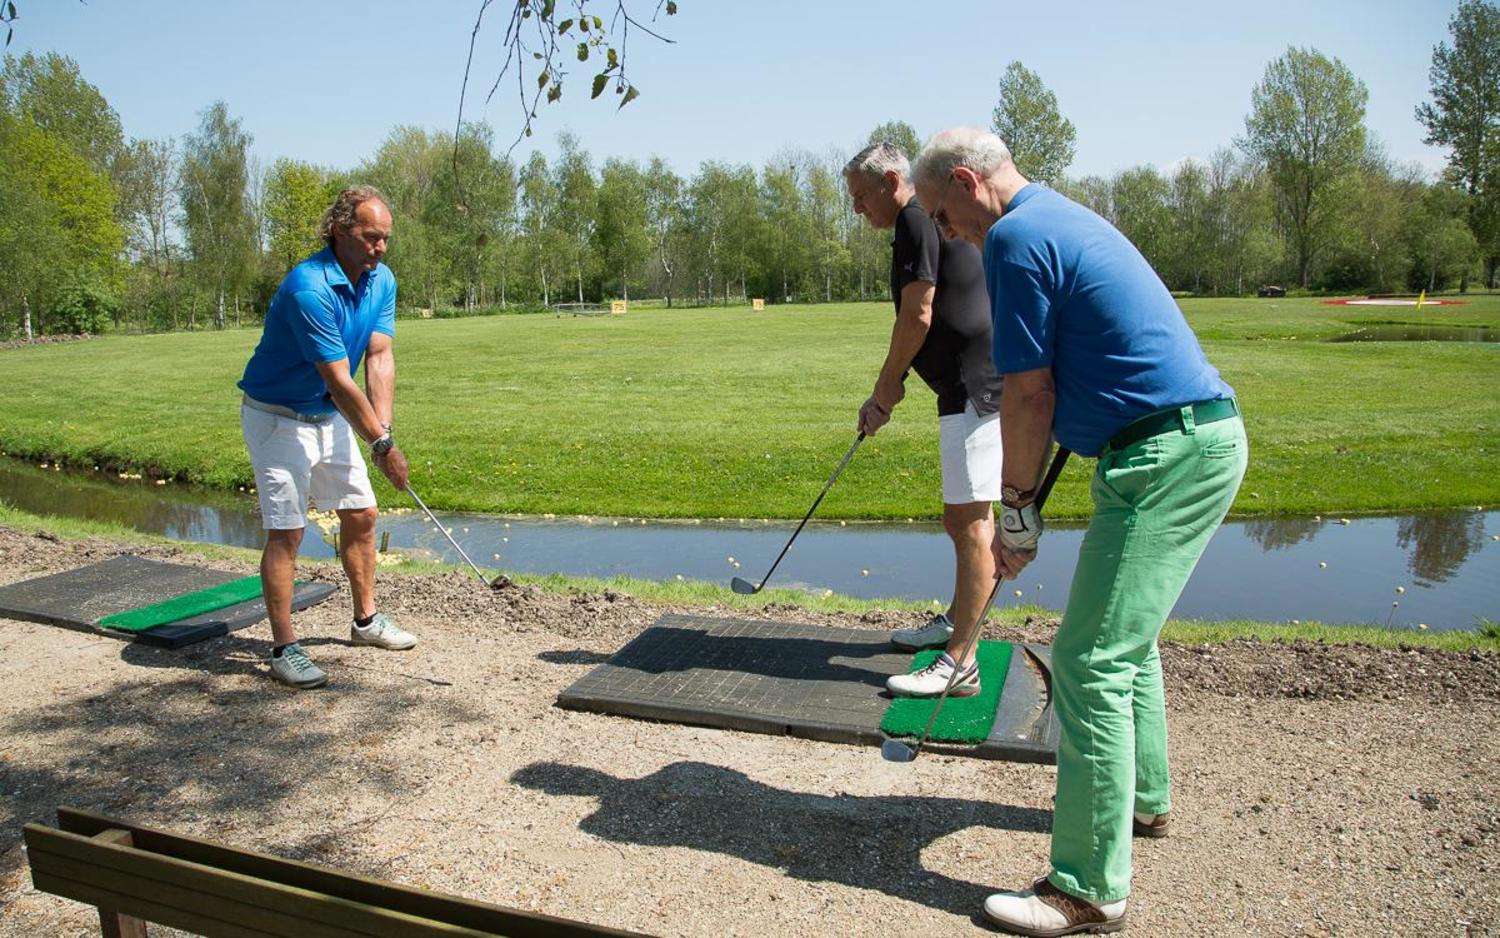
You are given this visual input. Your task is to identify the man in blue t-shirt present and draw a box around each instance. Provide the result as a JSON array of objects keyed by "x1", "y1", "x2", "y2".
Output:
[
  {"x1": 914, "y1": 128, "x2": 1247, "y2": 936},
  {"x1": 238, "y1": 186, "x2": 417, "y2": 689}
]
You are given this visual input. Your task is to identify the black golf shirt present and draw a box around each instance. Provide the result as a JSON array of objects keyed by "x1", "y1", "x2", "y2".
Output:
[{"x1": 890, "y1": 201, "x2": 1002, "y2": 417}]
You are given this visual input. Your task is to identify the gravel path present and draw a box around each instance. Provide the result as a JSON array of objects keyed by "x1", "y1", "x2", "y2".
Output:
[{"x1": 0, "y1": 526, "x2": 1495, "y2": 937}]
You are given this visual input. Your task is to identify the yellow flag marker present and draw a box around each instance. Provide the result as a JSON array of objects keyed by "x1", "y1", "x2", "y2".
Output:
[{"x1": 1416, "y1": 290, "x2": 1426, "y2": 310}]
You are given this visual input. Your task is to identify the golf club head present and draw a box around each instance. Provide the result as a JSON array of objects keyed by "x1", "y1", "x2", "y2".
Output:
[
  {"x1": 880, "y1": 738, "x2": 918, "y2": 763},
  {"x1": 488, "y1": 573, "x2": 513, "y2": 590},
  {"x1": 730, "y1": 576, "x2": 760, "y2": 595}
]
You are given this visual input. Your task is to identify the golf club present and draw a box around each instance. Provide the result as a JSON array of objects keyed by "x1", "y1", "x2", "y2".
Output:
[
  {"x1": 731, "y1": 431, "x2": 865, "y2": 595},
  {"x1": 881, "y1": 446, "x2": 1072, "y2": 763},
  {"x1": 405, "y1": 484, "x2": 509, "y2": 590}
]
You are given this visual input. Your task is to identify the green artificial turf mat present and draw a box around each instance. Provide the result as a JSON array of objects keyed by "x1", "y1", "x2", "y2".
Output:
[
  {"x1": 879, "y1": 640, "x2": 1014, "y2": 744},
  {"x1": 98, "y1": 575, "x2": 264, "y2": 632}
]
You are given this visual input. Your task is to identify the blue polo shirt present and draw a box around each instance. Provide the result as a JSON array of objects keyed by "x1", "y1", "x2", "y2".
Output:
[
  {"x1": 238, "y1": 247, "x2": 396, "y2": 414},
  {"x1": 984, "y1": 185, "x2": 1233, "y2": 457}
]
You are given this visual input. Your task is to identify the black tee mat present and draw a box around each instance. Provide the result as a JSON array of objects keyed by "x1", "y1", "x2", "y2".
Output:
[
  {"x1": 0, "y1": 555, "x2": 336, "y2": 649},
  {"x1": 557, "y1": 613, "x2": 1059, "y2": 763}
]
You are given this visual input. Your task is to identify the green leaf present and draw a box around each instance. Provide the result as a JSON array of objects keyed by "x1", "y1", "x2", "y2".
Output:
[
  {"x1": 538, "y1": 70, "x2": 550, "y2": 88},
  {"x1": 591, "y1": 15, "x2": 602, "y2": 29},
  {"x1": 578, "y1": 16, "x2": 589, "y2": 31},
  {"x1": 547, "y1": 83, "x2": 563, "y2": 103},
  {"x1": 666, "y1": 1, "x2": 677, "y2": 13},
  {"x1": 607, "y1": 47, "x2": 618, "y2": 68},
  {"x1": 620, "y1": 85, "x2": 640, "y2": 109},
  {"x1": 577, "y1": 41, "x2": 588, "y2": 61},
  {"x1": 541, "y1": 0, "x2": 555, "y2": 19},
  {"x1": 558, "y1": 18, "x2": 573, "y2": 32},
  {"x1": 591, "y1": 73, "x2": 609, "y2": 99}
]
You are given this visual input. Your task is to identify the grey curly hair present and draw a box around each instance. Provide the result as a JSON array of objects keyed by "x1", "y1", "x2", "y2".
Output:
[{"x1": 317, "y1": 185, "x2": 390, "y2": 246}]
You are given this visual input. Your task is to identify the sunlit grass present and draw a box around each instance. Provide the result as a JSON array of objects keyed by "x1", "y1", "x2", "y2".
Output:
[{"x1": 0, "y1": 295, "x2": 1495, "y2": 520}]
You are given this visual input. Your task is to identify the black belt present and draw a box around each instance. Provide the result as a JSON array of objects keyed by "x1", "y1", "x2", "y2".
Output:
[{"x1": 1108, "y1": 398, "x2": 1239, "y2": 451}]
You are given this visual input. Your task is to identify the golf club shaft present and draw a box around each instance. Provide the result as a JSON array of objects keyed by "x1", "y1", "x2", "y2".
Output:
[
  {"x1": 903, "y1": 445, "x2": 1072, "y2": 757},
  {"x1": 404, "y1": 484, "x2": 490, "y2": 585},
  {"x1": 750, "y1": 431, "x2": 865, "y2": 591}
]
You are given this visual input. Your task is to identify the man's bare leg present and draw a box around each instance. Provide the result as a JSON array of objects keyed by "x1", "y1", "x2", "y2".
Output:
[
  {"x1": 261, "y1": 528, "x2": 304, "y2": 647},
  {"x1": 337, "y1": 506, "x2": 379, "y2": 620},
  {"x1": 943, "y1": 500, "x2": 996, "y2": 668}
]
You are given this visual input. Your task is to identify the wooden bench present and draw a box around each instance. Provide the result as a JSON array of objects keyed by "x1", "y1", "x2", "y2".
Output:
[{"x1": 24, "y1": 807, "x2": 653, "y2": 937}]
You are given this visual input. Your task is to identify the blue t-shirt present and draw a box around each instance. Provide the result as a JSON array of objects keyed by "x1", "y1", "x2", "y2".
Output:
[
  {"x1": 238, "y1": 247, "x2": 396, "y2": 414},
  {"x1": 984, "y1": 185, "x2": 1233, "y2": 457}
]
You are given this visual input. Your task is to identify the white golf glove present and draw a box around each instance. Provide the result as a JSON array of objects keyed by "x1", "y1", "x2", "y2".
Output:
[{"x1": 998, "y1": 501, "x2": 1043, "y2": 552}]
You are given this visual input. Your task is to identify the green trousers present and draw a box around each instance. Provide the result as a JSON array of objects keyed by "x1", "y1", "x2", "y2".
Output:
[{"x1": 1047, "y1": 411, "x2": 1247, "y2": 903}]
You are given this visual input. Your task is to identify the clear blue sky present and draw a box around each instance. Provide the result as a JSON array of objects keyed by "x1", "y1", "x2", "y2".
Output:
[{"x1": 9, "y1": 0, "x2": 1460, "y2": 179}]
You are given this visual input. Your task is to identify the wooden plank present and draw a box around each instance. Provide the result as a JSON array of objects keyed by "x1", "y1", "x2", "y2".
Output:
[
  {"x1": 27, "y1": 828, "x2": 494, "y2": 938},
  {"x1": 91, "y1": 830, "x2": 149, "y2": 938},
  {"x1": 31, "y1": 870, "x2": 282, "y2": 938},
  {"x1": 53, "y1": 809, "x2": 649, "y2": 938}
]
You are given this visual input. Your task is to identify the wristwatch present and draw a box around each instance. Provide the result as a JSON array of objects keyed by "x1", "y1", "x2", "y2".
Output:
[
  {"x1": 1001, "y1": 483, "x2": 1036, "y2": 507},
  {"x1": 371, "y1": 433, "x2": 394, "y2": 457}
]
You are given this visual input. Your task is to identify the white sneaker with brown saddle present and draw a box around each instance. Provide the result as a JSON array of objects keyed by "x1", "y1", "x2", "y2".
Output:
[
  {"x1": 351, "y1": 612, "x2": 417, "y2": 650},
  {"x1": 1133, "y1": 811, "x2": 1170, "y2": 838},
  {"x1": 886, "y1": 652, "x2": 980, "y2": 698},
  {"x1": 982, "y1": 878, "x2": 1127, "y2": 936}
]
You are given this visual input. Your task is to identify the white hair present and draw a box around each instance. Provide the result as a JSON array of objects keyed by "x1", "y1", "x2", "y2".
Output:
[
  {"x1": 843, "y1": 142, "x2": 909, "y2": 183},
  {"x1": 912, "y1": 127, "x2": 1013, "y2": 190}
]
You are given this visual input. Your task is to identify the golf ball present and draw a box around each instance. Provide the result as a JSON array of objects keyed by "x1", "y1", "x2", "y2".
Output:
[
  {"x1": 861, "y1": 569, "x2": 869, "y2": 576},
  {"x1": 1318, "y1": 561, "x2": 1327, "y2": 568},
  {"x1": 1395, "y1": 586, "x2": 1405, "y2": 594}
]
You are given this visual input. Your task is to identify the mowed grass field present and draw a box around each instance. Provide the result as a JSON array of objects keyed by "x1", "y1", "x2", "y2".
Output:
[{"x1": 0, "y1": 295, "x2": 1496, "y2": 520}]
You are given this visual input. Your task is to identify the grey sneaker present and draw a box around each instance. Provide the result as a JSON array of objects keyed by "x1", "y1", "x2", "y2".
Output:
[
  {"x1": 351, "y1": 612, "x2": 417, "y2": 650},
  {"x1": 887, "y1": 652, "x2": 980, "y2": 698},
  {"x1": 269, "y1": 642, "x2": 327, "y2": 689},
  {"x1": 891, "y1": 613, "x2": 955, "y2": 651}
]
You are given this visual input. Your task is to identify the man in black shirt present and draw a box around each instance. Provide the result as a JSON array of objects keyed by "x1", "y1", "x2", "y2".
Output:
[{"x1": 843, "y1": 142, "x2": 1006, "y2": 698}]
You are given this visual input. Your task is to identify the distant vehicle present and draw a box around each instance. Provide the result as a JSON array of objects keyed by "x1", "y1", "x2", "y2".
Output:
[{"x1": 1257, "y1": 285, "x2": 1287, "y2": 298}]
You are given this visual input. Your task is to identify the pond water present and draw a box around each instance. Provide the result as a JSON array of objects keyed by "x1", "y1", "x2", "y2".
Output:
[
  {"x1": 0, "y1": 457, "x2": 1494, "y2": 631},
  {"x1": 1329, "y1": 325, "x2": 1498, "y2": 343}
]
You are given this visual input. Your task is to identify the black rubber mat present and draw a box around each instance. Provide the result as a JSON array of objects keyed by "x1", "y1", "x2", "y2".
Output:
[
  {"x1": 557, "y1": 613, "x2": 1059, "y2": 763},
  {"x1": 0, "y1": 555, "x2": 337, "y2": 648}
]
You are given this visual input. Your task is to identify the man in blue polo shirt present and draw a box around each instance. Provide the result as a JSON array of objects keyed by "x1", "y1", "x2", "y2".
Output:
[
  {"x1": 239, "y1": 185, "x2": 416, "y2": 689},
  {"x1": 914, "y1": 128, "x2": 1247, "y2": 935}
]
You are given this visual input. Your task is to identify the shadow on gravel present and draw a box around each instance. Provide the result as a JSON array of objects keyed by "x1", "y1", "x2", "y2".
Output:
[
  {"x1": 513, "y1": 760, "x2": 1051, "y2": 916},
  {"x1": 537, "y1": 649, "x2": 614, "y2": 666},
  {"x1": 0, "y1": 638, "x2": 488, "y2": 885}
]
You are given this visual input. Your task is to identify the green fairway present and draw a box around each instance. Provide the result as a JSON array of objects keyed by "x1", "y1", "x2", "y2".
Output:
[{"x1": 0, "y1": 295, "x2": 1496, "y2": 520}]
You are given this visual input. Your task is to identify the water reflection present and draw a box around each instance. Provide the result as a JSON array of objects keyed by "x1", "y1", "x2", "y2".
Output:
[
  {"x1": 1397, "y1": 512, "x2": 1486, "y2": 586},
  {"x1": 1243, "y1": 516, "x2": 1325, "y2": 551},
  {"x1": 0, "y1": 457, "x2": 1494, "y2": 630},
  {"x1": 1329, "y1": 325, "x2": 1498, "y2": 343}
]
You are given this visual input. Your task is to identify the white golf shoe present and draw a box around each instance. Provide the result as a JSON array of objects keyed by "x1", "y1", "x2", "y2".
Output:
[
  {"x1": 269, "y1": 642, "x2": 327, "y2": 689},
  {"x1": 886, "y1": 652, "x2": 980, "y2": 698},
  {"x1": 351, "y1": 612, "x2": 417, "y2": 650},
  {"x1": 982, "y1": 878, "x2": 1127, "y2": 936},
  {"x1": 890, "y1": 613, "x2": 954, "y2": 650}
]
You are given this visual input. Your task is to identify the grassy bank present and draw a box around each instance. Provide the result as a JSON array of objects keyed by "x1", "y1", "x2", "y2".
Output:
[
  {"x1": 0, "y1": 296, "x2": 1496, "y2": 520},
  {"x1": 2, "y1": 503, "x2": 1494, "y2": 651}
]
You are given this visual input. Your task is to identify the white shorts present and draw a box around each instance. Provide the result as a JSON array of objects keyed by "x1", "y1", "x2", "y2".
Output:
[
  {"x1": 241, "y1": 404, "x2": 376, "y2": 530},
  {"x1": 938, "y1": 401, "x2": 1003, "y2": 505}
]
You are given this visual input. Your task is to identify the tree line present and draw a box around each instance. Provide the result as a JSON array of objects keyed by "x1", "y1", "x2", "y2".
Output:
[{"x1": 1, "y1": 2, "x2": 1495, "y2": 336}]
